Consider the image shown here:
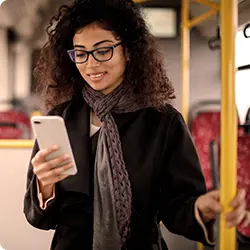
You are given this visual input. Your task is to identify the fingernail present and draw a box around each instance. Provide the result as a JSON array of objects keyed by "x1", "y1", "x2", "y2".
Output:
[
  {"x1": 64, "y1": 154, "x2": 70, "y2": 159},
  {"x1": 52, "y1": 145, "x2": 59, "y2": 149}
]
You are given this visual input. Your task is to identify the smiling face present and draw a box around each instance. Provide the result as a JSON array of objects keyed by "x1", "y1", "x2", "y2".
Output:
[{"x1": 72, "y1": 23, "x2": 127, "y2": 95}]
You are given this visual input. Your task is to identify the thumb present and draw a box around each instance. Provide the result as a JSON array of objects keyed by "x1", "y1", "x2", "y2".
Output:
[
  {"x1": 199, "y1": 194, "x2": 223, "y2": 214},
  {"x1": 207, "y1": 189, "x2": 220, "y2": 201},
  {"x1": 205, "y1": 196, "x2": 223, "y2": 213}
]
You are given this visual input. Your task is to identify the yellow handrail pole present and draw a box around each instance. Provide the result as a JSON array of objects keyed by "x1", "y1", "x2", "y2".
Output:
[
  {"x1": 181, "y1": 0, "x2": 190, "y2": 123},
  {"x1": 0, "y1": 139, "x2": 34, "y2": 148},
  {"x1": 188, "y1": 8, "x2": 218, "y2": 29},
  {"x1": 220, "y1": 0, "x2": 238, "y2": 249},
  {"x1": 197, "y1": 242, "x2": 204, "y2": 250},
  {"x1": 191, "y1": 0, "x2": 220, "y2": 11}
]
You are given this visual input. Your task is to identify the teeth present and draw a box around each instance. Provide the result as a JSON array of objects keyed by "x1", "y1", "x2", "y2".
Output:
[{"x1": 90, "y1": 73, "x2": 104, "y2": 78}]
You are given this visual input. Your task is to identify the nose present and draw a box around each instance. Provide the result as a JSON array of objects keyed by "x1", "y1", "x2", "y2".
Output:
[{"x1": 86, "y1": 54, "x2": 100, "y2": 68}]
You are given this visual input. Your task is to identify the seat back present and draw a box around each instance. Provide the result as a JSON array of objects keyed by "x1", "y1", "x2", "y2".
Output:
[
  {"x1": 0, "y1": 110, "x2": 31, "y2": 139},
  {"x1": 190, "y1": 109, "x2": 243, "y2": 190},
  {"x1": 190, "y1": 111, "x2": 221, "y2": 190},
  {"x1": 237, "y1": 135, "x2": 250, "y2": 237}
]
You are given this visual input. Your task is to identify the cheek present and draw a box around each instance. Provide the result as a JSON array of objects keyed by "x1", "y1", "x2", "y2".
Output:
[
  {"x1": 108, "y1": 55, "x2": 127, "y2": 75},
  {"x1": 76, "y1": 65, "x2": 87, "y2": 76}
]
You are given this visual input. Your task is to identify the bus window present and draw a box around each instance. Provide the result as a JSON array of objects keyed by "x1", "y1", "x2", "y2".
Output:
[{"x1": 236, "y1": 30, "x2": 250, "y2": 124}]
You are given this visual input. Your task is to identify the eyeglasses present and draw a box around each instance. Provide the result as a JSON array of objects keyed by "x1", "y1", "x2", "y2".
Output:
[{"x1": 67, "y1": 42, "x2": 122, "y2": 64}]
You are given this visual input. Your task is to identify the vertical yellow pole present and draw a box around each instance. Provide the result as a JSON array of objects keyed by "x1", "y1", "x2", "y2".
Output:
[
  {"x1": 220, "y1": 0, "x2": 238, "y2": 249},
  {"x1": 197, "y1": 242, "x2": 204, "y2": 250},
  {"x1": 181, "y1": 0, "x2": 190, "y2": 123}
]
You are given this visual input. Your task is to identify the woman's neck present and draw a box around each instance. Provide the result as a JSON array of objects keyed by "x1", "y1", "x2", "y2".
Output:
[{"x1": 91, "y1": 110, "x2": 102, "y2": 127}]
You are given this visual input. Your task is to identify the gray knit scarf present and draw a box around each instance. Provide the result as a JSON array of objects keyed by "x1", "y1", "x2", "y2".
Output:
[{"x1": 82, "y1": 83, "x2": 145, "y2": 249}]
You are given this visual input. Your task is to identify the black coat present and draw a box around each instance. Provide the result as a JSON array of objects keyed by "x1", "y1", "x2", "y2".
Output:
[{"x1": 24, "y1": 93, "x2": 212, "y2": 250}]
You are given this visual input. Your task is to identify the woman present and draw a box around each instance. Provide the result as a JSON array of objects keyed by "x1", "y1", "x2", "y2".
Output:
[{"x1": 23, "y1": 0, "x2": 249, "y2": 249}]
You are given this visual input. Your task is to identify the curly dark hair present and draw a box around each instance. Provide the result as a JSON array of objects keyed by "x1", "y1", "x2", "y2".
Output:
[{"x1": 34, "y1": 0, "x2": 175, "y2": 113}]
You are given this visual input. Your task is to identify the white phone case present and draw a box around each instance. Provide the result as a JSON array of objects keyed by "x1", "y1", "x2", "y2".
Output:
[{"x1": 31, "y1": 116, "x2": 78, "y2": 175}]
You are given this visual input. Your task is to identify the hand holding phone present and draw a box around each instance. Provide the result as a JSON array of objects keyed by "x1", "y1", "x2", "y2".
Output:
[
  {"x1": 31, "y1": 115, "x2": 78, "y2": 172},
  {"x1": 31, "y1": 116, "x2": 78, "y2": 198},
  {"x1": 31, "y1": 145, "x2": 73, "y2": 198}
]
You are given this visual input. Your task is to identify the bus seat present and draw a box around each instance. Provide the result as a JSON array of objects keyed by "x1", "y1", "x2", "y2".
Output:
[
  {"x1": 190, "y1": 110, "x2": 242, "y2": 190},
  {"x1": 0, "y1": 122, "x2": 23, "y2": 139},
  {"x1": 190, "y1": 111, "x2": 221, "y2": 190},
  {"x1": 237, "y1": 135, "x2": 250, "y2": 238},
  {"x1": 0, "y1": 110, "x2": 31, "y2": 139}
]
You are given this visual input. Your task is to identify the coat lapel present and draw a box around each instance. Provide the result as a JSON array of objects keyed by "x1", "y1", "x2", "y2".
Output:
[
  {"x1": 60, "y1": 94, "x2": 91, "y2": 196},
  {"x1": 113, "y1": 110, "x2": 140, "y2": 132}
]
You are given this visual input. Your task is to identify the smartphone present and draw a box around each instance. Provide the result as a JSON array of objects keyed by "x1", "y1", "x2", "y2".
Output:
[{"x1": 31, "y1": 116, "x2": 78, "y2": 175}]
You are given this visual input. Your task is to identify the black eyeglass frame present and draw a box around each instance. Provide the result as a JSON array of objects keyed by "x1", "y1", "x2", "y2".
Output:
[{"x1": 67, "y1": 41, "x2": 122, "y2": 64}]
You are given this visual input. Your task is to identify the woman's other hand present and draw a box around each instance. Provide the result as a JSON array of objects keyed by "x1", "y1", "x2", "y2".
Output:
[{"x1": 195, "y1": 189, "x2": 250, "y2": 228}]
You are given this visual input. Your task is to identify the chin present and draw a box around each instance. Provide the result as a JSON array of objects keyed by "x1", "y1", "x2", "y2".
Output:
[{"x1": 87, "y1": 82, "x2": 111, "y2": 94}]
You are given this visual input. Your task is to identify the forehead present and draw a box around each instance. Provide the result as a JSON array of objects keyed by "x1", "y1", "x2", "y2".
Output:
[{"x1": 73, "y1": 24, "x2": 117, "y2": 45}]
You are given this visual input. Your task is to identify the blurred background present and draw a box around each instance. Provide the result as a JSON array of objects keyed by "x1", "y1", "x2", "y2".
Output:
[
  {"x1": 0, "y1": 0, "x2": 250, "y2": 249},
  {"x1": 0, "y1": 0, "x2": 249, "y2": 139}
]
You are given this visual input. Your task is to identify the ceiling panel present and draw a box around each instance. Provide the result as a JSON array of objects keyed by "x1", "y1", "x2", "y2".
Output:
[
  {"x1": 139, "y1": 0, "x2": 181, "y2": 8},
  {"x1": 190, "y1": 0, "x2": 250, "y2": 39},
  {"x1": 0, "y1": 0, "x2": 250, "y2": 44}
]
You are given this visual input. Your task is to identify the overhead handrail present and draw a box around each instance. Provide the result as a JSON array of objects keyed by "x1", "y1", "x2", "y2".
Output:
[{"x1": 208, "y1": 13, "x2": 221, "y2": 50}]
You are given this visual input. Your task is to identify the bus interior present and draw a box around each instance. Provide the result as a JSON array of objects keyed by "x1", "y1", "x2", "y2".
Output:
[{"x1": 0, "y1": 0, "x2": 250, "y2": 249}]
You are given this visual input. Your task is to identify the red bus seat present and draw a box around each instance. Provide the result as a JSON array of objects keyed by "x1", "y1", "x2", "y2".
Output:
[
  {"x1": 0, "y1": 110, "x2": 31, "y2": 139},
  {"x1": 237, "y1": 135, "x2": 250, "y2": 238},
  {"x1": 190, "y1": 111, "x2": 221, "y2": 190},
  {"x1": 190, "y1": 110, "x2": 242, "y2": 190}
]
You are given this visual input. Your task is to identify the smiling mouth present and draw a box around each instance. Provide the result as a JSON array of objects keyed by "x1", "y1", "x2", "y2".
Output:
[
  {"x1": 87, "y1": 72, "x2": 106, "y2": 80},
  {"x1": 87, "y1": 72, "x2": 105, "y2": 78}
]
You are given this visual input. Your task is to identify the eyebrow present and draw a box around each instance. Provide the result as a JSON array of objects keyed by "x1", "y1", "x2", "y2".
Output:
[{"x1": 74, "y1": 40, "x2": 114, "y2": 49}]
